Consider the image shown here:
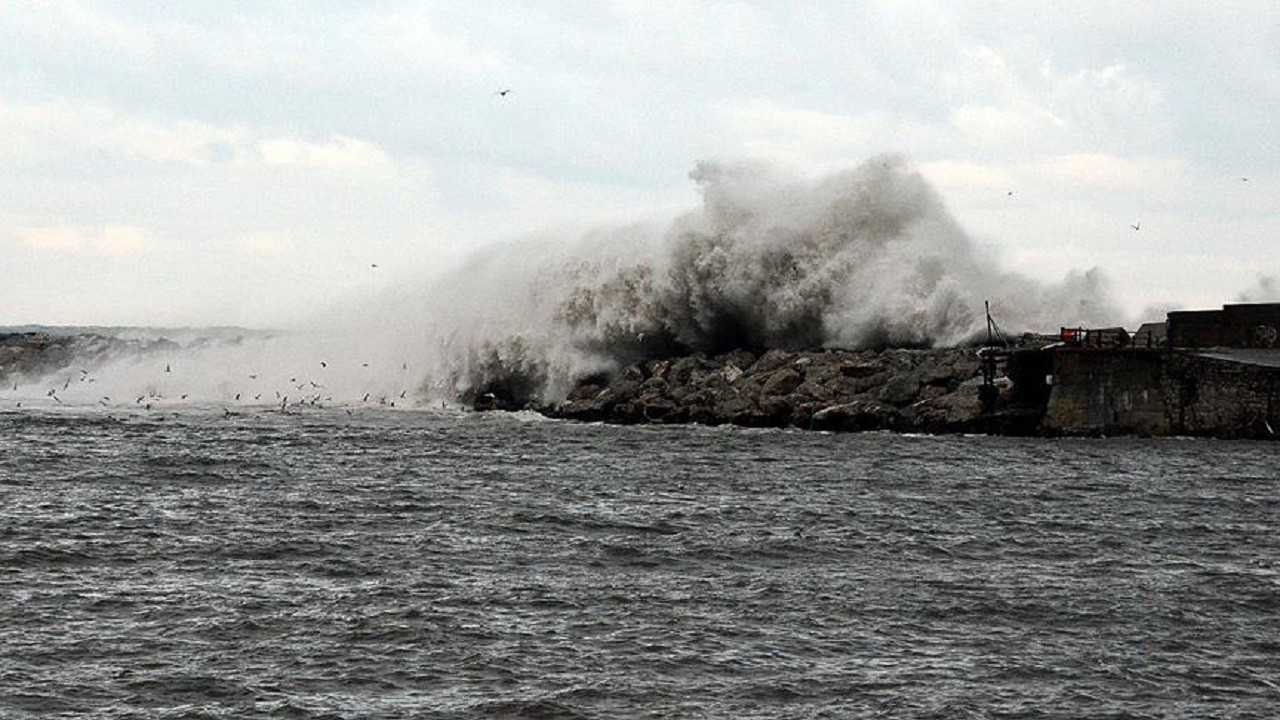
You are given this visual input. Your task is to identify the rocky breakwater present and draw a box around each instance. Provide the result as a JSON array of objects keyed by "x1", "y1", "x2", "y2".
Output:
[{"x1": 536, "y1": 347, "x2": 987, "y2": 433}]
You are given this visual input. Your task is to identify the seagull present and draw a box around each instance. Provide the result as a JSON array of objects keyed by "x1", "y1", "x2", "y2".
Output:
[
  {"x1": 1130, "y1": 222, "x2": 1141, "y2": 231},
  {"x1": 371, "y1": 263, "x2": 378, "y2": 269},
  {"x1": 249, "y1": 374, "x2": 259, "y2": 380},
  {"x1": 1241, "y1": 177, "x2": 1250, "y2": 182},
  {"x1": 165, "y1": 364, "x2": 171, "y2": 373},
  {"x1": 1007, "y1": 191, "x2": 1014, "y2": 196},
  {"x1": 320, "y1": 361, "x2": 327, "y2": 368},
  {"x1": 496, "y1": 87, "x2": 512, "y2": 97}
]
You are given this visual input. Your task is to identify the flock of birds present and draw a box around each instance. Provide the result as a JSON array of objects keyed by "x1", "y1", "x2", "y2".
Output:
[{"x1": 7, "y1": 357, "x2": 447, "y2": 417}]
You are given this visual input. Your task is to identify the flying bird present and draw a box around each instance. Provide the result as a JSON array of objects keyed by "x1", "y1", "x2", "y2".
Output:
[
  {"x1": 496, "y1": 87, "x2": 512, "y2": 97},
  {"x1": 1130, "y1": 222, "x2": 1141, "y2": 231}
]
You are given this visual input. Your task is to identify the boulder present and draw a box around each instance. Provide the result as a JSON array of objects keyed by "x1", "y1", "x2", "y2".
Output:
[
  {"x1": 878, "y1": 373, "x2": 921, "y2": 406},
  {"x1": 809, "y1": 401, "x2": 903, "y2": 432},
  {"x1": 910, "y1": 381, "x2": 985, "y2": 432},
  {"x1": 760, "y1": 368, "x2": 804, "y2": 397}
]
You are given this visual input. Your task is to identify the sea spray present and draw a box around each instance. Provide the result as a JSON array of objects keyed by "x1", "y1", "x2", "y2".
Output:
[
  {"x1": 430, "y1": 155, "x2": 1118, "y2": 404},
  {"x1": 6, "y1": 156, "x2": 1121, "y2": 409}
]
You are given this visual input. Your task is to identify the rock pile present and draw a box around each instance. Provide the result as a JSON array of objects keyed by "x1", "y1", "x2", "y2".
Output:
[{"x1": 537, "y1": 347, "x2": 988, "y2": 433}]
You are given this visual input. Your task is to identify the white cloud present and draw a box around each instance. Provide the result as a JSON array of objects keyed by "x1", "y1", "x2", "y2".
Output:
[
  {"x1": 242, "y1": 233, "x2": 292, "y2": 256},
  {"x1": 1041, "y1": 153, "x2": 1188, "y2": 193},
  {"x1": 259, "y1": 136, "x2": 393, "y2": 169},
  {"x1": 17, "y1": 226, "x2": 88, "y2": 252},
  {"x1": 0, "y1": 99, "x2": 245, "y2": 165},
  {"x1": 14, "y1": 224, "x2": 152, "y2": 255},
  {"x1": 97, "y1": 225, "x2": 150, "y2": 256}
]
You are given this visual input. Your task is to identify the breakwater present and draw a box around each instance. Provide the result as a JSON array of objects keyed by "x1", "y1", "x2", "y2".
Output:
[
  {"x1": 8, "y1": 329, "x2": 1277, "y2": 439},
  {"x1": 481, "y1": 346, "x2": 993, "y2": 434}
]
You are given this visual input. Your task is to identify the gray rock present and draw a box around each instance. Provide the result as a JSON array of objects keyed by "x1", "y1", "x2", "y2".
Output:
[
  {"x1": 761, "y1": 368, "x2": 804, "y2": 396},
  {"x1": 809, "y1": 400, "x2": 902, "y2": 432},
  {"x1": 878, "y1": 373, "x2": 920, "y2": 406}
]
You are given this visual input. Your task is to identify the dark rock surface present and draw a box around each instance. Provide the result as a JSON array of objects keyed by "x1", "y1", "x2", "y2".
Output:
[{"x1": 539, "y1": 347, "x2": 988, "y2": 433}]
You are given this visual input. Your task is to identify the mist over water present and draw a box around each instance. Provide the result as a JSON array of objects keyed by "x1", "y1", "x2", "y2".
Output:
[
  {"x1": 10, "y1": 156, "x2": 1121, "y2": 407},
  {"x1": 421, "y1": 155, "x2": 1118, "y2": 401}
]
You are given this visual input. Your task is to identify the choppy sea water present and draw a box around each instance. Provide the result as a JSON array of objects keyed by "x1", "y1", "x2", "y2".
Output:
[{"x1": 1, "y1": 406, "x2": 1278, "y2": 719}]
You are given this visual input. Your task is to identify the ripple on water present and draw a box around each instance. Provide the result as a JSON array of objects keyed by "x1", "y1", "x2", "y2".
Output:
[{"x1": 1, "y1": 409, "x2": 1278, "y2": 717}]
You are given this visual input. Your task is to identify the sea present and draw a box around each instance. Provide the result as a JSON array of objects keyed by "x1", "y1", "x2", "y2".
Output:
[{"x1": 1, "y1": 405, "x2": 1278, "y2": 719}]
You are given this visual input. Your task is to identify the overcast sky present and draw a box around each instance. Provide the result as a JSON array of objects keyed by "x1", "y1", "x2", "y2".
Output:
[{"x1": 2, "y1": 1, "x2": 1277, "y2": 328}]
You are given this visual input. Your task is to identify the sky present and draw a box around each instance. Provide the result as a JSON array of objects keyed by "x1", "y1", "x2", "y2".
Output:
[{"x1": 2, "y1": 0, "x2": 1278, "y2": 328}]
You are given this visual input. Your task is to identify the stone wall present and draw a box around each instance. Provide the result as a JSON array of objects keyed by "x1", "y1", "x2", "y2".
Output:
[
  {"x1": 1164, "y1": 353, "x2": 1280, "y2": 439},
  {"x1": 1041, "y1": 347, "x2": 1280, "y2": 439},
  {"x1": 1041, "y1": 349, "x2": 1169, "y2": 436}
]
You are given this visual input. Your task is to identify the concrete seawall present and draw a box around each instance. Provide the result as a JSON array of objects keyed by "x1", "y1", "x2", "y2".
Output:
[{"x1": 1042, "y1": 348, "x2": 1280, "y2": 439}]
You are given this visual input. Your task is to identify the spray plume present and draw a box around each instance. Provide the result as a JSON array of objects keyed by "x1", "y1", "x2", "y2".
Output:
[
  {"x1": 425, "y1": 155, "x2": 1117, "y2": 402},
  {"x1": 6, "y1": 155, "x2": 1119, "y2": 409}
]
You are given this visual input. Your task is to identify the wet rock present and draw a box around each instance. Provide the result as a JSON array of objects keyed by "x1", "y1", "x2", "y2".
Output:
[
  {"x1": 761, "y1": 368, "x2": 804, "y2": 397},
  {"x1": 530, "y1": 345, "x2": 991, "y2": 435},
  {"x1": 878, "y1": 373, "x2": 920, "y2": 406},
  {"x1": 910, "y1": 379, "x2": 986, "y2": 432},
  {"x1": 750, "y1": 349, "x2": 796, "y2": 375},
  {"x1": 809, "y1": 400, "x2": 903, "y2": 432}
]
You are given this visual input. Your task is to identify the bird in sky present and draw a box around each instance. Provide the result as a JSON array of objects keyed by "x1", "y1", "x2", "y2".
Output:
[
  {"x1": 371, "y1": 263, "x2": 378, "y2": 268},
  {"x1": 1130, "y1": 222, "x2": 1141, "y2": 231},
  {"x1": 496, "y1": 87, "x2": 512, "y2": 97}
]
